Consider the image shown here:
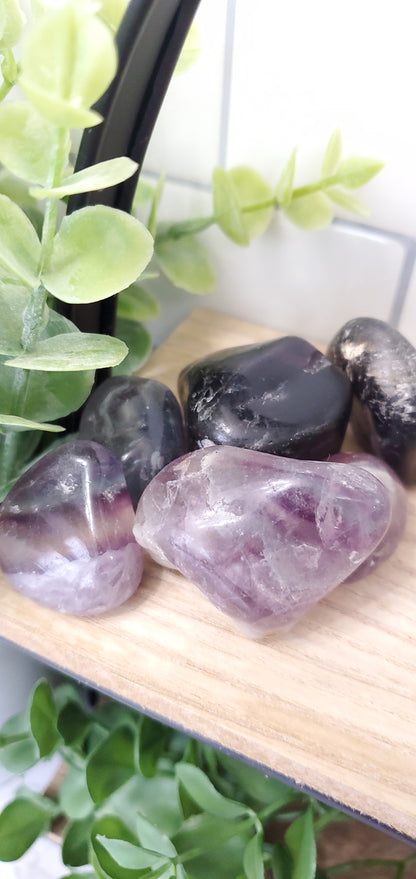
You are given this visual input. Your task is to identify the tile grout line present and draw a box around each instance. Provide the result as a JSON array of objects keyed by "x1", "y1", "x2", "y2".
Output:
[{"x1": 218, "y1": 0, "x2": 237, "y2": 167}]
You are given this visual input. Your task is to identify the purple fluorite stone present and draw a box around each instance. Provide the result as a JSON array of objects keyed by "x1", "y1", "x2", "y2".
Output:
[
  {"x1": 0, "y1": 441, "x2": 143, "y2": 615},
  {"x1": 327, "y1": 317, "x2": 416, "y2": 482},
  {"x1": 78, "y1": 376, "x2": 186, "y2": 508},
  {"x1": 134, "y1": 446, "x2": 391, "y2": 636},
  {"x1": 329, "y1": 451, "x2": 407, "y2": 581},
  {"x1": 178, "y1": 336, "x2": 352, "y2": 460}
]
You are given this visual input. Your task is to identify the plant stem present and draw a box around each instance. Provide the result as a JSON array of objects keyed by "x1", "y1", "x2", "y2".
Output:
[{"x1": 326, "y1": 857, "x2": 407, "y2": 875}]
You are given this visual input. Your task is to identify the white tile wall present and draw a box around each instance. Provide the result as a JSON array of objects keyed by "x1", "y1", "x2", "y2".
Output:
[{"x1": 142, "y1": 0, "x2": 416, "y2": 340}]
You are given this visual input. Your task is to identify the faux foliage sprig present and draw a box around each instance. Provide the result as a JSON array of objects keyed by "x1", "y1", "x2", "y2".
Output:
[{"x1": 0, "y1": 679, "x2": 413, "y2": 879}]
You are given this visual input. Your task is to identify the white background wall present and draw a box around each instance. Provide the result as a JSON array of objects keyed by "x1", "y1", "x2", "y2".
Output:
[{"x1": 142, "y1": 0, "x2": 416, "y2": 345}]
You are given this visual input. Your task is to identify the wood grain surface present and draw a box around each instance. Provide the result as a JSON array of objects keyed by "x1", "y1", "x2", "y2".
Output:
[{"x1": 0, "y1": 309, "x2": 415, "y2": 838}]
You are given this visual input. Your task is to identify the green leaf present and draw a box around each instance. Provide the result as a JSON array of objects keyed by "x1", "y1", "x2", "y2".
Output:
[
  {"x1": 0, "y1": 194, "x2": 40, "y2": 287},
  {"x1": 97, "y1": 0, "x2": 129, "y2": 34},
  {"x1": 228, "y1": 166, "x2": 274, "y2": 240},
  {"x1": 212, "y1": 167, "x2": 249, "y2": 245},
  {"x1": 117, "y1": 285, "x2": 159, "y2": 322},
  {"x1": 243, "y1": 832, "x2": 264, "y2": 879},
  {"x1": 276, "y1": 148, "x2": 297, "y2": 208},
  {"x1": 155, "y1": 234, "x2": 215, "y2": 294},
  {"x1": 96, "y1": 836, "x2": 167, "y2": 872},
  {"x1": 321, "y1": 128, "x2": 342, "y2": 177},
  {"x1": 284, "y1": 806, "x2": 316, "y2": 879},
  {"x1": 109, "y1": 775, "x2": 183, "y2": 839},
  {"x1": 327, "y1": 186, "x2": 370, "y2": 216},
  {"x1": 57, "y1": 701, "x2": 92, "y2": 748},
  {"x1": 43, "y1": 206, "x2": 153, "y2": 304},
  {"x1": 133, "y1": 178, "x2": 155, "y2": 209},
  {"x1": 0, "y1": 734, "x2": 39, "y2": 773},
  {"x1": 31, "y1": 157, "x2": 139, "y2": 200},
  {"x1": 0, "y1": 413, "x2": 64, "y2": 432},
  {"x1": 113, "y1": 318, "x2": 151, "y2": 376},
  {"x1": 174, "y1": 20, "x2": 200, "y2": 75},
  {"x1": 176, "y1": 765, "x2": 248, "y2": 820},
  {"x1": 148, "y1": 174, "x2": 165, "y2": 238},
  {"x1": 135, "y1": 813, "x2": 177, "y2": 858},
  {"x1": 0, "y1": 103, "x2": 61, "y2": 186},
  {"x1": 6, "y1": 331, "x2": 128, "y2": 371},
  {"x1": 0, "y1": 796, "x2": 53, "y2": 860},
  {"x1": 92, "y1": 814, "x2": 159, "y2": 879},
  {"x1": 62, "y1": 815, "x2": 95, "y2": 868},
  {"x1": 271, "y1": 843, "x2": 292, "y2": 879},
  {"x1": 283, "y1": 192, "x2": 333, "y2": 229},
  {"x1": 19, "y1": 5, "x2": 117, "y2": 128},
  {"x1": 173, "y1": 813, "x2": 249, "y2": 879},
  {"x1": 216, "y1": 754, "x2": 293, "y2": 808},
  {"x1": 0, "y1": 0, "x2": 24, "y2": 49},
  {"x1": 59, "y1": 766, "x2": 94, "y2": 821},
  {"x1": 0, "y1": 285, "x2": 29, "y2": 355},
  {"x1": 29, "y1": 679, "x2": 60, "y2": 758},
  {"x1": 333, "y1": 157, "x2": 384, "y2": 189},
  {"x1": 87, "y1": 726, "x2": 136, "y2": 804},
  {"x1": 138, "y1": 715, "x2": 171, "y2": 779}
]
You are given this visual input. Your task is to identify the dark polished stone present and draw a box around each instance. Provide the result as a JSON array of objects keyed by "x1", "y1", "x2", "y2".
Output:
[
  {"x1": 178, "y1": 336, "x2": 353, "y2": 460},
  {"x1": 327, "y1": 317, "x2": 416, "y2": 482},
  {"x1": 0, "y1": 441, "x2": 143, "y2": 615},
  {"x1": 78, "y1": 375, "x2": 186, "y2": 507}
]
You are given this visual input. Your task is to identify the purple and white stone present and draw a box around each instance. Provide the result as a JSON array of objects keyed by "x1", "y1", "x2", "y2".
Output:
[
  {"x1": 0, "y1": 440, "x2": 143, "y2": 615},
  {"x1": 329, "y1": 451, "x2": 407, "y2": 581},
  {"x1": 134, "y1": 446, "x2": 392, "y2": 636}
]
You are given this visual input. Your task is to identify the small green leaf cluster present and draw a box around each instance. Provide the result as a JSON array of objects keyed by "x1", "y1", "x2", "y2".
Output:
[
  {"x1": 140, "y1": 129, "x2": 383, "y2": 297},
  {"x1": 0, "y1": 0, "x2": 154, "y2": 498},
  {"x1": 0, "y1": 680, "x2": 413, "y2": 879}
]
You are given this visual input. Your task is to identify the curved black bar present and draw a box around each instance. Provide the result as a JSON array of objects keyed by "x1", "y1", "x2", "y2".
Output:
[{"x1": 63, "y1": 0, "x2": 201, "y2": 338}]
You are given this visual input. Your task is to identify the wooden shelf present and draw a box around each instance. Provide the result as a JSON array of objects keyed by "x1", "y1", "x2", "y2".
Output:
[{"x1": 1, "y1": 309, "x2": 415, "y2": 839}]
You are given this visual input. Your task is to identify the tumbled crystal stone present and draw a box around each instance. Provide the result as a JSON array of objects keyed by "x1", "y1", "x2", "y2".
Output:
[
  {"x1": 0, "y1": 440, "x2": 143, "y2": 615},
  {"x1": 78, "y1": 375, "x2": 186, "y2": 508},
  {"x1": 134, "y1": 446, "x2": 391, "y2": 636},
  {"x1": 327, "y1": 317, "x2": 416, "y2": 482},
  {"x1": 329, "y1": 451, "x2": 407, "y2": 581},
  {"x1": 178, "y1": 336, "x2": 352, "y2": 460}
]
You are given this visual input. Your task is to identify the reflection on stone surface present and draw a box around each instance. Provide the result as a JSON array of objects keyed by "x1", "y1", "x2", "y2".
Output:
[
  {"x1": 78, "y1": 376, "x2": 186, "y2": 508},
  {"x1": 134, "y1": 446, "x2": 391, "y2": 636},
  {"x1": 329, "y1": 451, "x2": 407, "y2": 581},
  {"x1": 328, "y1": 317, "x2": 416, "y2": 483},
  {"x1": 0, "y1": 441, "x2": 143, "y2": 615},
  {"x1": 179, "y1": 336, "x2": 352, "y2": 460}
]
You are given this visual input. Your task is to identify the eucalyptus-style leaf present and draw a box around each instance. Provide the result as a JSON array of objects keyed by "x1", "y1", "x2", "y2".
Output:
[
  {"x1": 113, "y1": 318, "x2": 152, "y2": 376},
  {"x1": 0, "y1": 102, "x2": 60, "y2": 186},
  {"x1": 321, "y1": 127, "x2": 342, "y2": 177},
  {"x1": 0, "y1": 430, "x2": 40, "y2": 500},
  {"x1": 334, "y1": 157, "x2": 384, "y2": 189},
  {"x1": 87, "y1": 726, "x2": 136, "y2": 804},
  {"x1": 148, "y1": 174, "x2": 165, "y2": 238},
  {"x1": 117, "y1": 285, "x2": 159, "y2": 322},
  {"x1": 138, "y1": 715, "x2": 171, "y2": 779},
  {"x1": 212, "y1": 167, "x2": 249, "y2": 246},
  {"x1": 135, "y1": 813, "x2": 177, "y2": 858},
  {"x1": 173, "y1": 813, "x2": 249, "y2": 879},
  {"x1": 29, "y1": 679, "x2": 60, "y2": 758},
  {"x1": 97, "y1": 0, "x2": 129, "y2": 32},
  {"x1": 6, "y1": 332, "x2": 128, "y2": 371},
  {"x1": 91, "y1": 814, "x2": 154, "y2": 879},
  {"x1": 0, "y1": 0, "x2": 25, "y2": 48},
  {"x1": 283, "y1": 192, "x2": 333, "y2": 230},
  {"x1": 228, "y1": 166, "x2": 274, "y2": 240},
  {"x1": 31, "y1": 157, "x2": 138, "y2": 200},
  {"x1": 174, "y1": 20, "x2": 200, "y2": 75},
  {"x1": 0, "y1": 413, "x2": 63, "y2": 432},
  {"x1": 0, "y1": 172, "x2": 38, "y2": 207},
  {"x1": 243, "y1": 832, "x2": 265, "y2": 879},
  {"x1": 176, "y1": 765, "x2": 248, "y2": 819},
  {"x1": 216, "y1": 754, "x2": 293, "y2": 808},
  {"x1": 0, "y1": 796, "x2": 53, "y2": 861},
  {"x1": 95, "y1": 835, "x2": 167, "y2": 872},
  {"x1": 19, "y1": 5, "x2": 117, "y2": 127},
  {"x1": 0, "y1": 285, "x2": 28, "y2": 355},
  {"x1": 110, "y1": 774, "x2": 183, "y2": 838},
  {"x1": 0, "y1": 194, "x2": 40, "y2": 287},
  {"x1": 43, "y1": 206, "x2": 153, "y2": 304},
  {"x1": 133, "y1": 178, "x2": 155, "y2": 208},
  {"x1": 0, "y1": 731, "x2": 39, "y2": 773},
  {"x1": 62, "y1": 816, "x2": 95, "y2": 868},
  {"x1": 155, "y1": 234, "x2": 215, "y2": 294},
  {"x1": 327, "y1": 186, "x2": 369, "y2": 216},
  {"x1": 276, "y1": 148, "x2": 297, "y2": 208},
  {"x1": 59, "y1": 766, "x2": 94, "y2": 821},
  {"x1": 271, "y1": 843, "x2": 292, "y2": 879},
  {"x1": 284, "y1": 806, "x2": 316, "y2": 879}
]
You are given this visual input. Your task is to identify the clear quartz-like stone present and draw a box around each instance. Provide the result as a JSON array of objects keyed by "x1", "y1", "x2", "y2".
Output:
[
  {"x1": 134, "y1": 446, "x2": 392, "y2": 636},
  {"x1": 0, "y1": 440, "x2": 143, "y2": 615}
]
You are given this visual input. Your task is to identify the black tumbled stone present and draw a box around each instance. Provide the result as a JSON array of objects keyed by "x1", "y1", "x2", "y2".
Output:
[
  {"x1": 327, "y1": 317, "x2": 416, "y2": 483},
  {"x1": 78, "y1": 376, "x2": 186, "y2": 507},
  {"x1": 178, "y1": 336, "x2": 353, "y2": 460}
]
